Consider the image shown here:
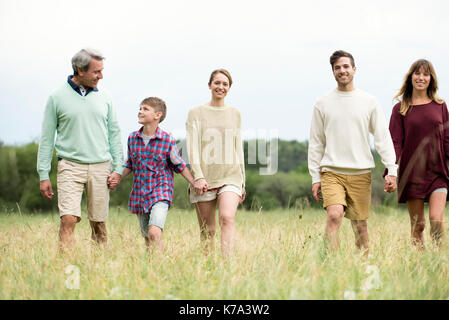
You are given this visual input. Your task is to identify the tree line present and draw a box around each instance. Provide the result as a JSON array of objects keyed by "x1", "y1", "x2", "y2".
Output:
[{"x1": 0, "y1": 140, "x2": 398, "y2": 214}]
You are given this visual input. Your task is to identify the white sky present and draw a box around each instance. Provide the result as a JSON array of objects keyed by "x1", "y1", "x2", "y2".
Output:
[{"x1": 1, "y1": 0, "x2": 449, "y2": 146}]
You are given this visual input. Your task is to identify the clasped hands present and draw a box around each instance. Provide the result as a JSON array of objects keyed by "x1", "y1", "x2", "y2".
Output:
[
  {"x1": 193, "y1": 178, "x2": 209, "y2": 195},
  {"x1": 39, "y1": 172, "x2": 122, "y2": 199},
  {"x1": 383, "y1": 175, "x2": 397, "y2": 193},
  {"x1": 193, "y1": 178, "x2": 246, "y2": 203},
  {"x1": 107, "y1": 172, "x2": 122, "y2": 190}
]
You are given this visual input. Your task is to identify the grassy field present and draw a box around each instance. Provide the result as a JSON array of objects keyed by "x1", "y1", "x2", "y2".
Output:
[{"x1": 1, "y1": 206, "x2": 449, "y2": 300}]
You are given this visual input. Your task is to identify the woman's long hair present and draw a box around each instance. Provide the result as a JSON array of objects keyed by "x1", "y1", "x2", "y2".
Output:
[{"x1": 394, "y1": 59, "x2": 444, "y2": 116}]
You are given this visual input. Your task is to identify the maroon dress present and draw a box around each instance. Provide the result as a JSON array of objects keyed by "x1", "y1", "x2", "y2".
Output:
[{"x1": 388, "y1": 101, "x2": 449, "y2": 203}]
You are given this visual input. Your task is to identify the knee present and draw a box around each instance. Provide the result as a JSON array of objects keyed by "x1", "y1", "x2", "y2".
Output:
[
  {"x1": 61, "y1": 215, "x2": 78, "y2": 229},
  {"x1": 148, "y1": 233, "x2": 161, "y2": 242},
  {"x1": 327, "y1": 209, "x2": 343, "y2": 224},
  {"x1": 148, "y1": 227, "x2": 162, "y2": 241},
  {"x1": 219, "y1": 213, "x2": 235, "y2": 227},
  {"x1": 355, "y1": 221, "x2": 368, "y2": 233}
]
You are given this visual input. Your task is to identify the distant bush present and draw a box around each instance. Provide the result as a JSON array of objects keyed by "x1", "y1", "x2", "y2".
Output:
[
  {"x1": 0, "y1": 142, "x2": 58, "y2": 213},
  {"x1": 244, "y1": 170, "x2": 315, "y2": 211},
  {"x1": 0, "y1": 140, "x2": 397, "y2": 214}
]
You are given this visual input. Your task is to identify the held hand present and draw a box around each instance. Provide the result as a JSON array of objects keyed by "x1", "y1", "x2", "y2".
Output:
[
  {"x1": 384, "y1": 175, "x2": 397, "y2": 193},
  {"x1": 239, "y1": 187, "x2": 246, "y2": 204},
  {"x1": 193, "y1": 178, "x2": 209, "y2": 195},
  {"x1": 40, "y1": 179, "x2": 54, "y2": 200},
  {"x1": 312, "y1": 182, "x2": 322, "y2": 202},
  {"x1": 107, "y1": 172, "x2": 122, "y2": 190}
]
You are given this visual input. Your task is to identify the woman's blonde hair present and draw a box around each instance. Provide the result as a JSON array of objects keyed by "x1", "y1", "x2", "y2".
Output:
[{"x1": 394, "y1": 59, "x2": 444, "y2": 116}]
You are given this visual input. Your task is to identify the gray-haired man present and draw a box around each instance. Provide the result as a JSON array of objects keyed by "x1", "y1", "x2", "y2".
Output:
[{"x1": 37, "y1": 48, "x2": 124, "y2": 251}]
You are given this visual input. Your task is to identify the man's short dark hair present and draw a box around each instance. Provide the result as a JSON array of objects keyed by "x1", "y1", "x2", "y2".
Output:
[{"x1": 330, "y1": 50, "x2": 355, "y2": 69}]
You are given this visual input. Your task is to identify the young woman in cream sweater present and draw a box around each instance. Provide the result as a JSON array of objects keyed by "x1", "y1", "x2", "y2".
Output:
[{"x1": 186, "y1": 69, "x2": 246, "y2": 257}]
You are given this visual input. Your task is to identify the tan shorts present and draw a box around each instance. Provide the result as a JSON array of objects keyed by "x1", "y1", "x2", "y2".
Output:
[
  {"x1": 189, "y1": 184, "x2": 242, "y2": 203},
  {"x1": 320, "y1": 170, "x2": 371, "y2": 220},
  {"x1": 57, "y1": 159, "x2": 111, "y2": 221}
]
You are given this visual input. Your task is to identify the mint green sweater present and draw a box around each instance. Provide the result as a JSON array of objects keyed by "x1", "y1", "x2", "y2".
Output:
[{"x1": 37, "y1": 82, "x2": 124, "y2": 180}]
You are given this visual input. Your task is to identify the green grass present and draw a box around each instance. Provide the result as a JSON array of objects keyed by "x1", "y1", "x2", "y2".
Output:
[{"x1": 1, "y1": 207, "x2": 449, "y2": 299}]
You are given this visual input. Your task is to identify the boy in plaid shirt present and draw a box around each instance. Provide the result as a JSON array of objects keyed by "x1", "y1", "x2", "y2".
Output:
[{"x1": 120, "y1": 97, "x2": 198, "y2": 251}]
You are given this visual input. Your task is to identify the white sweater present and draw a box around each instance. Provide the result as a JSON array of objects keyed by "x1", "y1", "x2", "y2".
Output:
[{"x1": 308, "y1": 88, "x2": 397, "y2": 184}]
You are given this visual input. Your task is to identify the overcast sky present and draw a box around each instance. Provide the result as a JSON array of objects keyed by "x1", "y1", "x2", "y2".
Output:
[{"x1": 1, "y1": 0, "x2": 449, "y2": 147}]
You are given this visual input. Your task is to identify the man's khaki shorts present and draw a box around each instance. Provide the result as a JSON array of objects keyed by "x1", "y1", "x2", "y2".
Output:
[
  {"x1": 57, "y1": 159, "x2": 111, "y2": 221},
  {"x1": 320, "y1": 170, "x2": 371, "y2": 220}
]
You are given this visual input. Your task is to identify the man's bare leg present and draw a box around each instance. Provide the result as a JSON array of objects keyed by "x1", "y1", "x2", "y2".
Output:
[
  {"x1": 59, "y1": 215, "x2": 78, "y2": 253},
  {"x1": 324, "y1": 204, "x2": 345, "y2": 250},
  {"x1": 90, "y1": 221, "x2": 107, "y2": 245},
  {"x1": 351, "y1": 220, "x2": 369, "y2": 254}
]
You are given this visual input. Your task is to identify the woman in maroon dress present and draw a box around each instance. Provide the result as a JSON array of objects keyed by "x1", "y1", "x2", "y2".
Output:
[{"x1": 388, "y1": 59, "x2": 448, "y2": 247}]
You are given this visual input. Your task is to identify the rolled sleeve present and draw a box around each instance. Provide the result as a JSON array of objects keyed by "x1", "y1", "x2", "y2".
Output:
[{"x1": 169, "y1": 138, "x2": 186, "y2": 173}]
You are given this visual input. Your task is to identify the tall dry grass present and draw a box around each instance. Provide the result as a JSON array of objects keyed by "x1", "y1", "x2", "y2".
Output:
[{"x1": 1, "y1": 206, "x2": 448, "y2": 299}]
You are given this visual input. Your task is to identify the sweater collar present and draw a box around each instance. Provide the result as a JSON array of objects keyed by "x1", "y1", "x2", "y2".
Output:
[{"x1": 334, "y1": 88, "x2": 358, "y2": 96}]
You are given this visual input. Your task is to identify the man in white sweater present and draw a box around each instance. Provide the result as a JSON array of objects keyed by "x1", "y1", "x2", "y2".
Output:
[{"x1": 308, "y1": 50, "x2": 397, "y2": 252}]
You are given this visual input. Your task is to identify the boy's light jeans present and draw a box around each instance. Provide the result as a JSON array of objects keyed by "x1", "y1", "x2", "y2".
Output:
[{"x1": 137, "y1": 201, "x2": 169, "y2": 237}]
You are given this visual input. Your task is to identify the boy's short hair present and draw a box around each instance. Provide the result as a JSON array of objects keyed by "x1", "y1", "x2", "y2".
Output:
[
  {"x1": 141, "y1": 97, "x2": 167, "y2": 123},
  {"x1": 330, "y1": 50, "x2": 355, "y2": 69}
]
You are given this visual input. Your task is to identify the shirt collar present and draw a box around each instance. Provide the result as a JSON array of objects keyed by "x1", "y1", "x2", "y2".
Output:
[
  {"x1": 67, "y1": 75, "x2": 98, "y2": 96},
  {"x1": 138, "y1": 126, "x2": 162, "y2": 140}
]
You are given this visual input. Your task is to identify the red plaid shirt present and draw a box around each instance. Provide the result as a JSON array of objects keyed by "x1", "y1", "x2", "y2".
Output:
[{"x1": 125, "y1": 127, "x2": 186, "y2": 214}]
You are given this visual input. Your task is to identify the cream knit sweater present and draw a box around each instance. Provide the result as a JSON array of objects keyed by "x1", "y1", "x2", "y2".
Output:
[
  {"x1": 308, "y1": 88, "x2": 397, "y2": 184},
  {"x1": 186, "y1": 104, "x2": 245, "y2": 189}
]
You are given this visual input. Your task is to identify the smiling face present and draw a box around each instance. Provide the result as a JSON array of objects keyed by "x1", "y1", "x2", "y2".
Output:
[
  {"x1": 77, "y1": 58, "x2": 103, "y2": 89},
  {"x1": 138, "y1": 104, "x2": 161, "y2": 125},
  {"x1": 411, "y1": 66, "x2": 431, "y2": 92},
  {"x1": 332, "y1": 57, "x2": 356, "y2": 88},
  {"x1": 208, "y1": 72, "x2": 231, "y2": 100}
]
